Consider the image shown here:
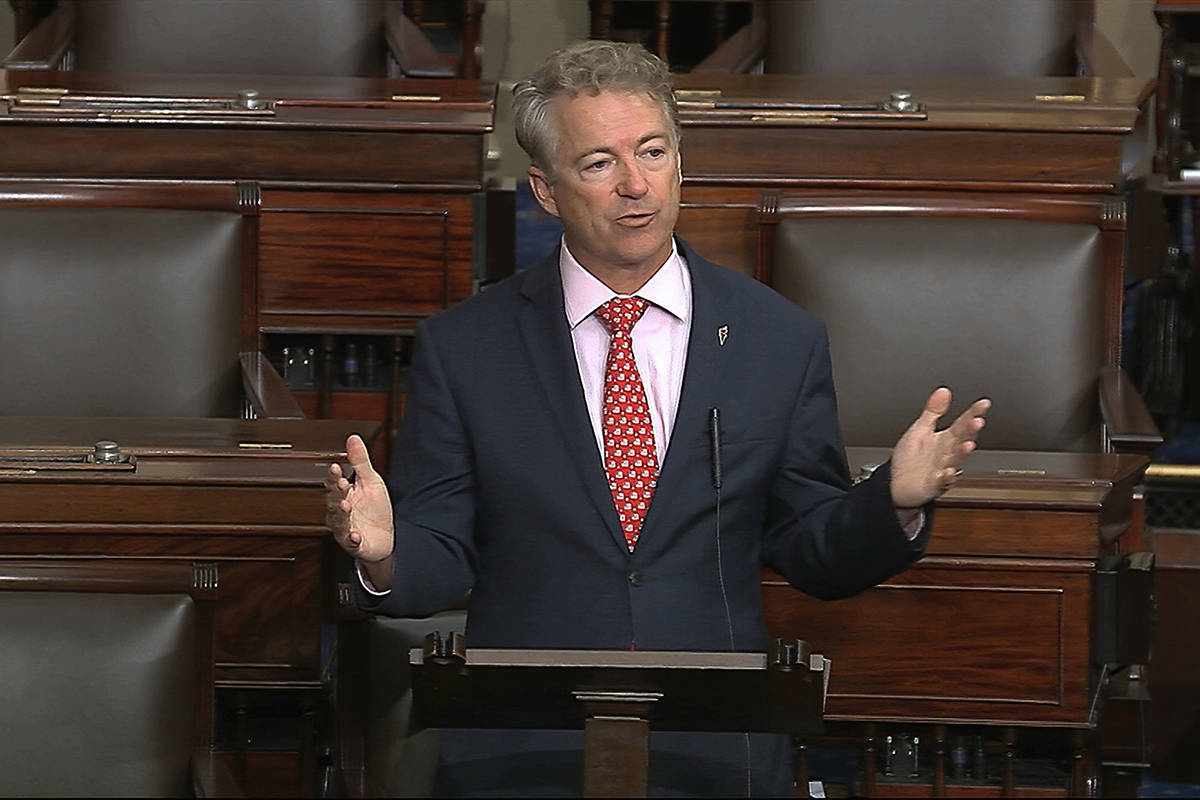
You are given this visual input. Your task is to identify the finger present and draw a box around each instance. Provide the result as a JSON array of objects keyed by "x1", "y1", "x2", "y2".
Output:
[
  {"x1": 324, "y1": 461, "x2": 343, "y2": 490},
  {"x1": 931, "y1": 445, "x2": 978, "y2": 493},
  {"x1": 345, "y1": 434, "x2": 379, "y2": 482},
  {"x1": 938, "y1": 465, "x2": 964, "y2": 490},
  {"x1": 916, "y1": 387, "x2": 953, "y2": 429},
  {"x1": 324, "y1": 473, "x2": 351, "y2": 507},
  {"x1": 947, "y1": 398, "x2": 991, "y2": 440},
  {"x1": 939, "y1": 437, "x2": 977, "y2": 471}
]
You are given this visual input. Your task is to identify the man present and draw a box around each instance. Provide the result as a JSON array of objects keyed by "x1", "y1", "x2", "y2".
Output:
[{"x1": 328, "y1": 40, "x2": 990, "y2": 796}]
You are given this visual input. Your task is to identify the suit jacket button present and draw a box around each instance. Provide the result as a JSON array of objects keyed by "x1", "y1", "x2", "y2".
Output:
[{"x1": 628, "y1": 571, "x2": 643, "y2": 587}]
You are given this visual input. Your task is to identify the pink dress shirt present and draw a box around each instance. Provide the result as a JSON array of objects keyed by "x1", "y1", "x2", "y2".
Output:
[{"x1": 559, "y1": 238, "x2": 692, "y2": 465}]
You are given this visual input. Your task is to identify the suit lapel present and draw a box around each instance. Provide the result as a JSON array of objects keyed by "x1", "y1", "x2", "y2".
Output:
[
  {"x1": 642, "y1": 243, "x2": 733, "y2": 544},
  {"x1": 516, "y1": 252, "x2": 625, "y2": 549}
]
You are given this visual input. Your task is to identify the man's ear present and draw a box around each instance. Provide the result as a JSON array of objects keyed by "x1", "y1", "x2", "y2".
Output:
[
  {"x1": 527, "y1": 167, "x2": 560, "y2": 218},
  {"x1": 675, "y1": 151, "x2": 683, "y2": 186}
]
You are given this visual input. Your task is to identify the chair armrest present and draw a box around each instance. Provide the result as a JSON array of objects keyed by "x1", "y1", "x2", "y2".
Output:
[
  {"x1": 690, "y1": 15, "x2": 767, "y2": 74},
  {"x1": 383, "y1": 1, "x2": 455, "y2": 78},
  {"x1": 1075, "y1": 19, "x2": 1134, "y2": 78},
  {"x1": 1099, "y1": 366, "x2": 1162, "y2": 456},
  {"x1": 192, "y1": 747, "x2": 244, "y2": 798},
  {"x1": 2, "y1": 1, "x2": 74, "y2": 70},
  {"x1": 240, "y1": 351, "x2": 304, "y2": 420}
]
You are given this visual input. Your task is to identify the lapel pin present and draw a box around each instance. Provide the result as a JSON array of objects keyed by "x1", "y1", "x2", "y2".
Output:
[{"x1": 717, "y1": 325, "x2": 729, "y2": 346}]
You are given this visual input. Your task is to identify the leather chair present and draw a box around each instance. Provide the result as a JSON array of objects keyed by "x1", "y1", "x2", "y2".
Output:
[
  {"x1": 694, "y1": 0, "x2": 1132, "y2": 77},
  {"x1": 336, "y1": 608, "x2": 468, "y2": 796},
  {"x1": 0, "y1": 560, "x2": 236, "y2": 798},
  {"x1": 756, "y1": 190, "x2": 1160, "y2": 455},
  {"x1": 2, "y1": 0, "x2": 479, "y2": 79},
  {"x1": 0, "y1": 180, "x2": 300, "y2": 419}
]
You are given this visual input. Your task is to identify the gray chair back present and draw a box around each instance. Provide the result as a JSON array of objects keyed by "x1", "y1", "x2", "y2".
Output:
[
  {"x1": 762, "y1": 193, "x2": 1120, "y2": 452},
  {"x1": 73, "y1": 0, "x2": 389, "y2": 77},
  {"x1": 366, "y1": 610, "x2": 467, "y2": 795},
  {"x1": 0, "y1": 202, "x2": 245, "y2": 417},
  {"x1": 766, "y1": 0, "x2": 1079, "y2": 77},
  {"x1": 0, "y1": 589, "x2": 197, "y2": 797}
]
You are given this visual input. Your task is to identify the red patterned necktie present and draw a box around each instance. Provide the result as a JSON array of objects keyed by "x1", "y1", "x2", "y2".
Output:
[{"x1": 595, "y1": 297, "x2": 659, "y2": 552}]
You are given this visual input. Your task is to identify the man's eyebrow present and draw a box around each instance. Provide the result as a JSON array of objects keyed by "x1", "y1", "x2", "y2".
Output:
[
  {"x1": 571, "y1": 132, "x2": 671, "y2": 164},
  {"x1": 572, "y1": 146, "x2": 615, "y2": 164},
  {"x1": 636, "y1": 132, "x2": 670, "y2": 148}
]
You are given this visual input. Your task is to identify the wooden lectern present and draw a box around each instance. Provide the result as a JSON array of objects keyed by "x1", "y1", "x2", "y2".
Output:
[{"x1": 408, "y1": 634, "x2": 830, "y2": 797}]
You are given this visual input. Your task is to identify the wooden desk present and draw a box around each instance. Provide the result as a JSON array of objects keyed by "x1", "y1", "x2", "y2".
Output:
[
  {"x1": 0, "y1": 71, "x2": 494, "y2": 333},
  {"x1": 0, "y1": 417, "x2": 372, "y2": 690},
  {"x1": 672, "y1": 73, "x2": 1154, "y2": 275},
  {"x1": 763, "y1": 448, "x2": 1148, "y2": 795},
  {"x1": 0, "y1": 71, "x2": 495, "y2": 460}
]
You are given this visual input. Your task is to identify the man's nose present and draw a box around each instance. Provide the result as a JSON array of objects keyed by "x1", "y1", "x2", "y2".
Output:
[{"x1": 615, "y1": 159, "x2": 649, "y2": 198}]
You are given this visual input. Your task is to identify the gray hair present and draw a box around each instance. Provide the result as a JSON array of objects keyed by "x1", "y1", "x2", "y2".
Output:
[{"x1": 512, "y1": 40, "x2": 679, "y2": 179}]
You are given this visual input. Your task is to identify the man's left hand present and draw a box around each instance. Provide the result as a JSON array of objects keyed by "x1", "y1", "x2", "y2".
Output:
[{"x1": 890, "y1": 387, "x2": 991, "y2": 513}]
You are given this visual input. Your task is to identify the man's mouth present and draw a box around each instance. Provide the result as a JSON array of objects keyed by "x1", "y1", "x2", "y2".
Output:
[{"x1": 616, "y1": 210, "x2": 656, "y2": 227}]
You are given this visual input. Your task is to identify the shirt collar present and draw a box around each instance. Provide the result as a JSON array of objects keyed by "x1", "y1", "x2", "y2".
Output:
[{"x1": 560, "y1": 237, "x2": 690, "y2": 330}]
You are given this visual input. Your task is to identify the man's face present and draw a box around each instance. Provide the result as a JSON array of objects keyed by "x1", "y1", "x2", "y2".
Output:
[{"x1": 528, "y1": 90, "x2": 681, "y2": 286}]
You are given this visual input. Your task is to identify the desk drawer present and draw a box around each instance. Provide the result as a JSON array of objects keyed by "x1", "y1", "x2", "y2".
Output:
[
  {"x1": 258, "y1": 191, "x2": 475, "y2": 329},
  {"x1": 763, "y1": 558, "x2": 1095, "y2": 726}
]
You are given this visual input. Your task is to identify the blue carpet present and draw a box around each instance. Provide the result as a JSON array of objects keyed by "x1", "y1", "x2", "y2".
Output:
[
  {"x1": 1155, "y1": 421, "x2": 1200, "y2": 464},
  {"x1": 1138, "y1": 775, "x2": 1200, "y2": 797}
]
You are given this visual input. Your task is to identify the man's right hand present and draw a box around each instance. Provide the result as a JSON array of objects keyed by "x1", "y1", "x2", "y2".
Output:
[{"x1": 326, "y1": 434, "x2": 395, "y2": 590}]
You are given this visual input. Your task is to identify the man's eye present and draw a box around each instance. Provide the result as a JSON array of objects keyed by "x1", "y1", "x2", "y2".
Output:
[
  {"x1": 584, "y1": 160, "x2": 609, "y2": 171},
  {"x1": 644, "y1": 148, "x2": 665, "y2": 159}
]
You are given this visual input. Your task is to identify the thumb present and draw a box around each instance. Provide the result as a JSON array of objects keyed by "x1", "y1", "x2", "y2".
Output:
[
  {"x1": 345, "y1": 434, "x2": 380, "y2": 482},
  {"x1": 915, "y1": 387, "x2": 953, "y2": 429}
]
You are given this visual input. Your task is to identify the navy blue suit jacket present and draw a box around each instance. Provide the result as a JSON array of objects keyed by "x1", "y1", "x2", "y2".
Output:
[{"x1": 359, "y1": 239, "x2": 929, "y2": 794}]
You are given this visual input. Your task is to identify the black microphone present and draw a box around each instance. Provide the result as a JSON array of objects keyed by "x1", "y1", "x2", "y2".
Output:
[
  {"x1": 708, "y1": 406, "x2": 748, "y2": 795},
  {"x1": 709, "y1": 406, "x2": 734, "y2": 650},
  {"x1": 709, "y1": 407, "x2": 722, "y2": 491}
]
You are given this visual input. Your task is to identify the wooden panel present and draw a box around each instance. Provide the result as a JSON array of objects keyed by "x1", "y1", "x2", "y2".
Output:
[
  {"x1": 0, "y1": 533, "x2": 327, "y2": 678},
  {"x1": 678, "y1": 186, "x2": 759, "y2": 275},
  {"x1": 925, "y1": 508, "x2": 1101, "y2": 559},
  {"x1": 0, "y1": 127, "x2": 485, "y2": 184},
  {"x1": 0, "y1": 484, "x2": 325, "y2": 525},
  {"x1": 0, "y1": 415, "x2": 367, "y2": 454},
  {"x1": 765, "y1": 561, "x2": 1095, "y2": 725},
  {"x1": 258, "y1": 192, "x2": 474, "y2": 327},
  {"x1": 682, "y1": 128, "x2": 1122, "y2": 188},
  {"x1": 208, "y1": 540, "x2": 325, "y2": 671},
  {"x1": 867, "y1": 779, "x2": 1068, "y2": 798},
  {"x1": 672, "y1": 72, "x2": 1153, "y2": 116},
  {"x1": 295, "y1": 391, "x2": 393, "y2": 422}
]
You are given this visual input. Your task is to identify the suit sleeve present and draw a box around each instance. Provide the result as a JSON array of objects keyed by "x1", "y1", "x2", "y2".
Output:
[
  {"x1": 353, "y1": 321, "x2": 479, "y2": 617},
  {"x1": 761, "y1": 323, "x2": 931, "y2": 599}
]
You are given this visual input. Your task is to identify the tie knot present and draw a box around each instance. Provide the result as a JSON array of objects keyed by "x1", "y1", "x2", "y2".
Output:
[{"x1": 595, "y1": 296, "x2": 648, "y2": 335}]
